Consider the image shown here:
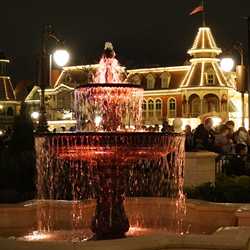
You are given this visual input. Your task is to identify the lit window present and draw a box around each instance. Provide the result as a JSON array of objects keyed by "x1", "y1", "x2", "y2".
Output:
[
  {"x1": 142, "y1": 100, "x2": 147, "y2": 110},
  {"x1": 148, "y1": 100, "x2": 154, "y2": 110},
  {"x1": 207, "y1": 74, "x2": 215, "y2": 85},
  {"x1": 206, "y1": 69, "x2": 215, "y2": 85},
  {"x1": 155, "y1": 99, "x2": 162, "y2": 110},
  {"x1": 168, "y1": 98, "x2": 176, "y2": 118},
  {"x1": 155, "y1": 99, "x2": 162, "y2": 119},
  {"x1": 148, "y1": 100, "x2": 154, "y2": 118},
  {"x1": 146, "y1": 74, "x2": 155, "y2": 89}
]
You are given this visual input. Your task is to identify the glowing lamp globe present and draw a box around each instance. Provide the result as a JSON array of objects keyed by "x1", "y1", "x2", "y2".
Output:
[
  {"x1": 31, "y1": 111, "x2": 40, "y2": 120},
  {"x1": 220, "y1": 58, "x2": 235, "y2": 72},
  {"x1": 53, "y1": 49, "x2": 70, "y2": 67}
]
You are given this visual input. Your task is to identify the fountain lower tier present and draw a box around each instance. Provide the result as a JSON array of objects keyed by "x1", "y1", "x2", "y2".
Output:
[{"x1": 35, "y1": 132, "x2": 185, "y2": 239}]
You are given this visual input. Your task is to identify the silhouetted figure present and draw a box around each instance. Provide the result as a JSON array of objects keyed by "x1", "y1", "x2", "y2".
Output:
[
  {"x1": 193, "y1": 118, "x2": 215, "y2": 151},
  {"x1": 10, "y1": 102, "x2": 34, "y2": 152}
]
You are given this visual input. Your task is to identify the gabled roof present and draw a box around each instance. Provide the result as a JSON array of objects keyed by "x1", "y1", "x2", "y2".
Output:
[{"x1": 0, "y1": 77, "x2": 16, "y2": 101}]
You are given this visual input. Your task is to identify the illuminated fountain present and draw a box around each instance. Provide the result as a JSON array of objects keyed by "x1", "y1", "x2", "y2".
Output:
[{"x1": 35, "y1": 42, "x2": 185, "y2": 240}]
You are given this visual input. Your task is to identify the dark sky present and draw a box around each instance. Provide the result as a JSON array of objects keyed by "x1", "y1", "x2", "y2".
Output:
[{"x1": 1, "y1": 0, "x2": 250, "y2": 84}]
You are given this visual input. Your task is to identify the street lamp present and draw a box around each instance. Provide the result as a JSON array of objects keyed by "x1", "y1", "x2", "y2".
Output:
[
  {"x1": 220, "y1": 43, "x2": 246, "y2": 127},
  {"x1": 37, "y1": 25, "x2": 70, "y2": 133},
  {"x1": 220, "y1": 57, "x2": 235, "y2": 72},
  {"x1": 53, "y1": 49, "x2": 70, "y2": 67}
]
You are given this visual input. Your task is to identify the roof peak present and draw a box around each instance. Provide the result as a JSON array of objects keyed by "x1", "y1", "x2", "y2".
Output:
[{"x1": 188, "y1": 26, "x2": 222, "y2": 57}]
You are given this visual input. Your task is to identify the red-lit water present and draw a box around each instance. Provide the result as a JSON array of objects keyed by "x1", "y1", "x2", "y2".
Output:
[
  {"x1": 34, "y1": 43, "x2": 186, "y2": 240},
  {"x1": 74, "y1": 84, "x2": 143, "y2": 132}
]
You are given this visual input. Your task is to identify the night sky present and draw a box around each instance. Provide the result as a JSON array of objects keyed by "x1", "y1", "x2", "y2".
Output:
[{"x1": 1, "y1": 0, "x2": 250, "y2": 85}]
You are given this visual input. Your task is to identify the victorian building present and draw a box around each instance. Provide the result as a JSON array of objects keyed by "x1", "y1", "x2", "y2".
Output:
[
  {"x1": 25, "y1": 26, "x2": 246, "y2": 130},
  {"x1": 0, "y1": 53, "x2": 20, "y2": 130}
]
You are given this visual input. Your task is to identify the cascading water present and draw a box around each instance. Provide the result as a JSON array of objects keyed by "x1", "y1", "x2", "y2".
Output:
[{"x1": 35, "y1": 42, "x2": 186, "y2": 240}]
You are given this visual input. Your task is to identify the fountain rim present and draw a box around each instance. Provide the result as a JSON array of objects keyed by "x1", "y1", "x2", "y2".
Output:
[
  {"x1": 75, "y1": 83, "x2": 144, "y2": 89},
  {"x1": 35, "y1": 131, "x2": 184, "y2": 137}
]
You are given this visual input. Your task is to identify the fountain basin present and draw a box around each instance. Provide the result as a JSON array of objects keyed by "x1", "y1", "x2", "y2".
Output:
[
  {"x1": 35, "y1": 132, "x2": 185, "y2": 239},
  {"x1": 0, "y1": 198, "x2": 250, "y2": 250}
]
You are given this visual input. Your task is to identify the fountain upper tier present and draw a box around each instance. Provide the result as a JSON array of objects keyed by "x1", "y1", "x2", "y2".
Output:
[
  {"x1": 74, "y1": 83, "x2": 143, "y2": 132},
  {"x1": 74, "y1": 43, "x2": 144, "y2": 132}
]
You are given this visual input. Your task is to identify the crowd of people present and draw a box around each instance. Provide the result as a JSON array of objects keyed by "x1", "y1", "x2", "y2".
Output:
[{"x1": 184, "y1": 118, "x2": 250, "y2": 155}]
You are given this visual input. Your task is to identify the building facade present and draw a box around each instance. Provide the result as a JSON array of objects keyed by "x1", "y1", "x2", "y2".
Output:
[
  {"x1": 0, "y1": 54, "x2": 20, "y2": 130},
  {"x1": 25, "y1": 26, "x2": 246, "y2": 130}
]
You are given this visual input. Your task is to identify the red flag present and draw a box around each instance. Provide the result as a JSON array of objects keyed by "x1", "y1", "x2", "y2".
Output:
[{"x1": 189, "y1": 5, "x2": 204, "y2": 15}]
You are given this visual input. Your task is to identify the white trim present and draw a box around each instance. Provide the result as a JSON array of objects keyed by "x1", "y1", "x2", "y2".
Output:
[{"x1": 127, "y1": 66, "x2": 190, "y2": 74}]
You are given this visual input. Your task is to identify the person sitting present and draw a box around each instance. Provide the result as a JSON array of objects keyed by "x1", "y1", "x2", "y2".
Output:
[
  {"x1": 193, "y1": 118, "x2": 215, "y2": 151},
  {"x1": 184, "y1": 125, "x2": 193, "y2": 152}
]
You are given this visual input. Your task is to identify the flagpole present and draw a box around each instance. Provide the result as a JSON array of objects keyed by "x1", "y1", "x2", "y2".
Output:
[{"x1": 202, "y1": 0, "x2": 206, "y2": 27}]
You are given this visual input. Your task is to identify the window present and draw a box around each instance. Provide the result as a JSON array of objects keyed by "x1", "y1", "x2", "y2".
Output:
[
  {"x1": 148, "y1": 100, "x2": 154, "y2": 110},
  {"x1": 7, "y1": 107, "x2": 14, "y2": 116},
  {"x1": 148, "y1": 100, "x2": 154, "y2": 117},
  {"x1": 155, "y1": 99, "x2": 162, "y2": 110},
  {"x1": 155, "y1": 99, "x2": 162, "y2": 119},
  {"x1": 146, "y1": 74, "x2": 155, "y2": 89},
  {"x1": 207, "y1": 74, "x2": 215, "y2": 85},
  {"x1": 161, "y1": 72, "x2": 171, "y2": 88},
  {"x1": 168, "y1": 98, "x2": 176, "y2": 118},
  {"x1": 206, "y1": 69, "x2": 215, "y2": 85}
]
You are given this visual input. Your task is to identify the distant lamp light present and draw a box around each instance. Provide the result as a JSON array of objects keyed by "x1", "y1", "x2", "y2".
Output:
[
  {"x1": 94, "y1": 116, "x2": 102, "y2": 127},
  {"x1": 211, "y1": 116, "x2": 222, "y2": 127},
  {"x1": 0, "y1": 130, "x2": 3, "y2": 136},
  {"x1": 31, "y1": 111, "x2": 40, "y2": 120},
  {"x1": 220, "y1": 57, "x2": 235, "y2": 72},
  {"x1": 0, "y1": 104, "x2": 3, "y2": 110},
  {"x1": 53, "y1": 49, "x2": 70, "y2": 67}
]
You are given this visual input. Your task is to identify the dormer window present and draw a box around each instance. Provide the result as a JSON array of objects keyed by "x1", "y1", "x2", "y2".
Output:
[
  {"x1": 146, "y1": 74, "x2": 155, "y2": 89},
  {"x1": 206, "y1": 69, "x2": 215, "y2": 85},
  {"x1": 161, "y1": 72, "x2": 171, "y2": 88}
]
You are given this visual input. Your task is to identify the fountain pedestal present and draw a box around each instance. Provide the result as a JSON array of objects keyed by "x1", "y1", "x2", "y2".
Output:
[{"x1": 91, "y1": 164, "x2": 129, "y2": 239}]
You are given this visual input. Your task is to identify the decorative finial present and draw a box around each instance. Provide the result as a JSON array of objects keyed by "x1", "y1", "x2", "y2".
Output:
[{"x1": 103, "y1": 42, "x2": 115, "y2": 59}]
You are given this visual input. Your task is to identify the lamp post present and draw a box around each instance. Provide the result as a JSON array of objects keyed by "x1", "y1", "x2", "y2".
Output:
[
  {"x1": 37, "y1": 25, "x2": 70, "y2": 133},
  {"x1": 220, "y1": 43, "x2": 246, "y2": 127},
  {"x1": 247, "y1": 17, "x2": 250, "y2": 129}
]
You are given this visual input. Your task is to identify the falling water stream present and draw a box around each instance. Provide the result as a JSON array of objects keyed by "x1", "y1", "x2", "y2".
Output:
[{"x1": 27, "y1": 42, "x2": 186, "y2": 241}]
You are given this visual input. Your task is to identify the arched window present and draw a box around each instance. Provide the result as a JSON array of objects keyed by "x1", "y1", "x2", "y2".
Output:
[
  {"x1": 148, "y1": 99, "x2": 154, "y2": 117},
  {"x1": 168, "y1": 98, "x2": 176, "y2": 118},
  {"x1": 148, "y1": 100, "x2": 154, "y2": 110},
  {"x1": 142, "y1": 100, "x2": 147, "y2": 119},
  {"x1": 146, "y1": 74, "x2": 155, "y2": 89},
  {"x1": 155, "y1": 99, "x2": 162, "y2": 110},
  {"x1": 7, "y1": 107, "x2": 14, "y2": 116},
  {"x1": 188, "y1": 94, "x2": 201, "y2": 117},
  {"x1": 203, "y1": 94, "x2": 220, "y2": 113},
  {"x1": 155, "y1": 99, "x2": 162, "y2": 119},
  {"x1": 161, "y1": 72, "x2": 171, "y2": 88}
]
